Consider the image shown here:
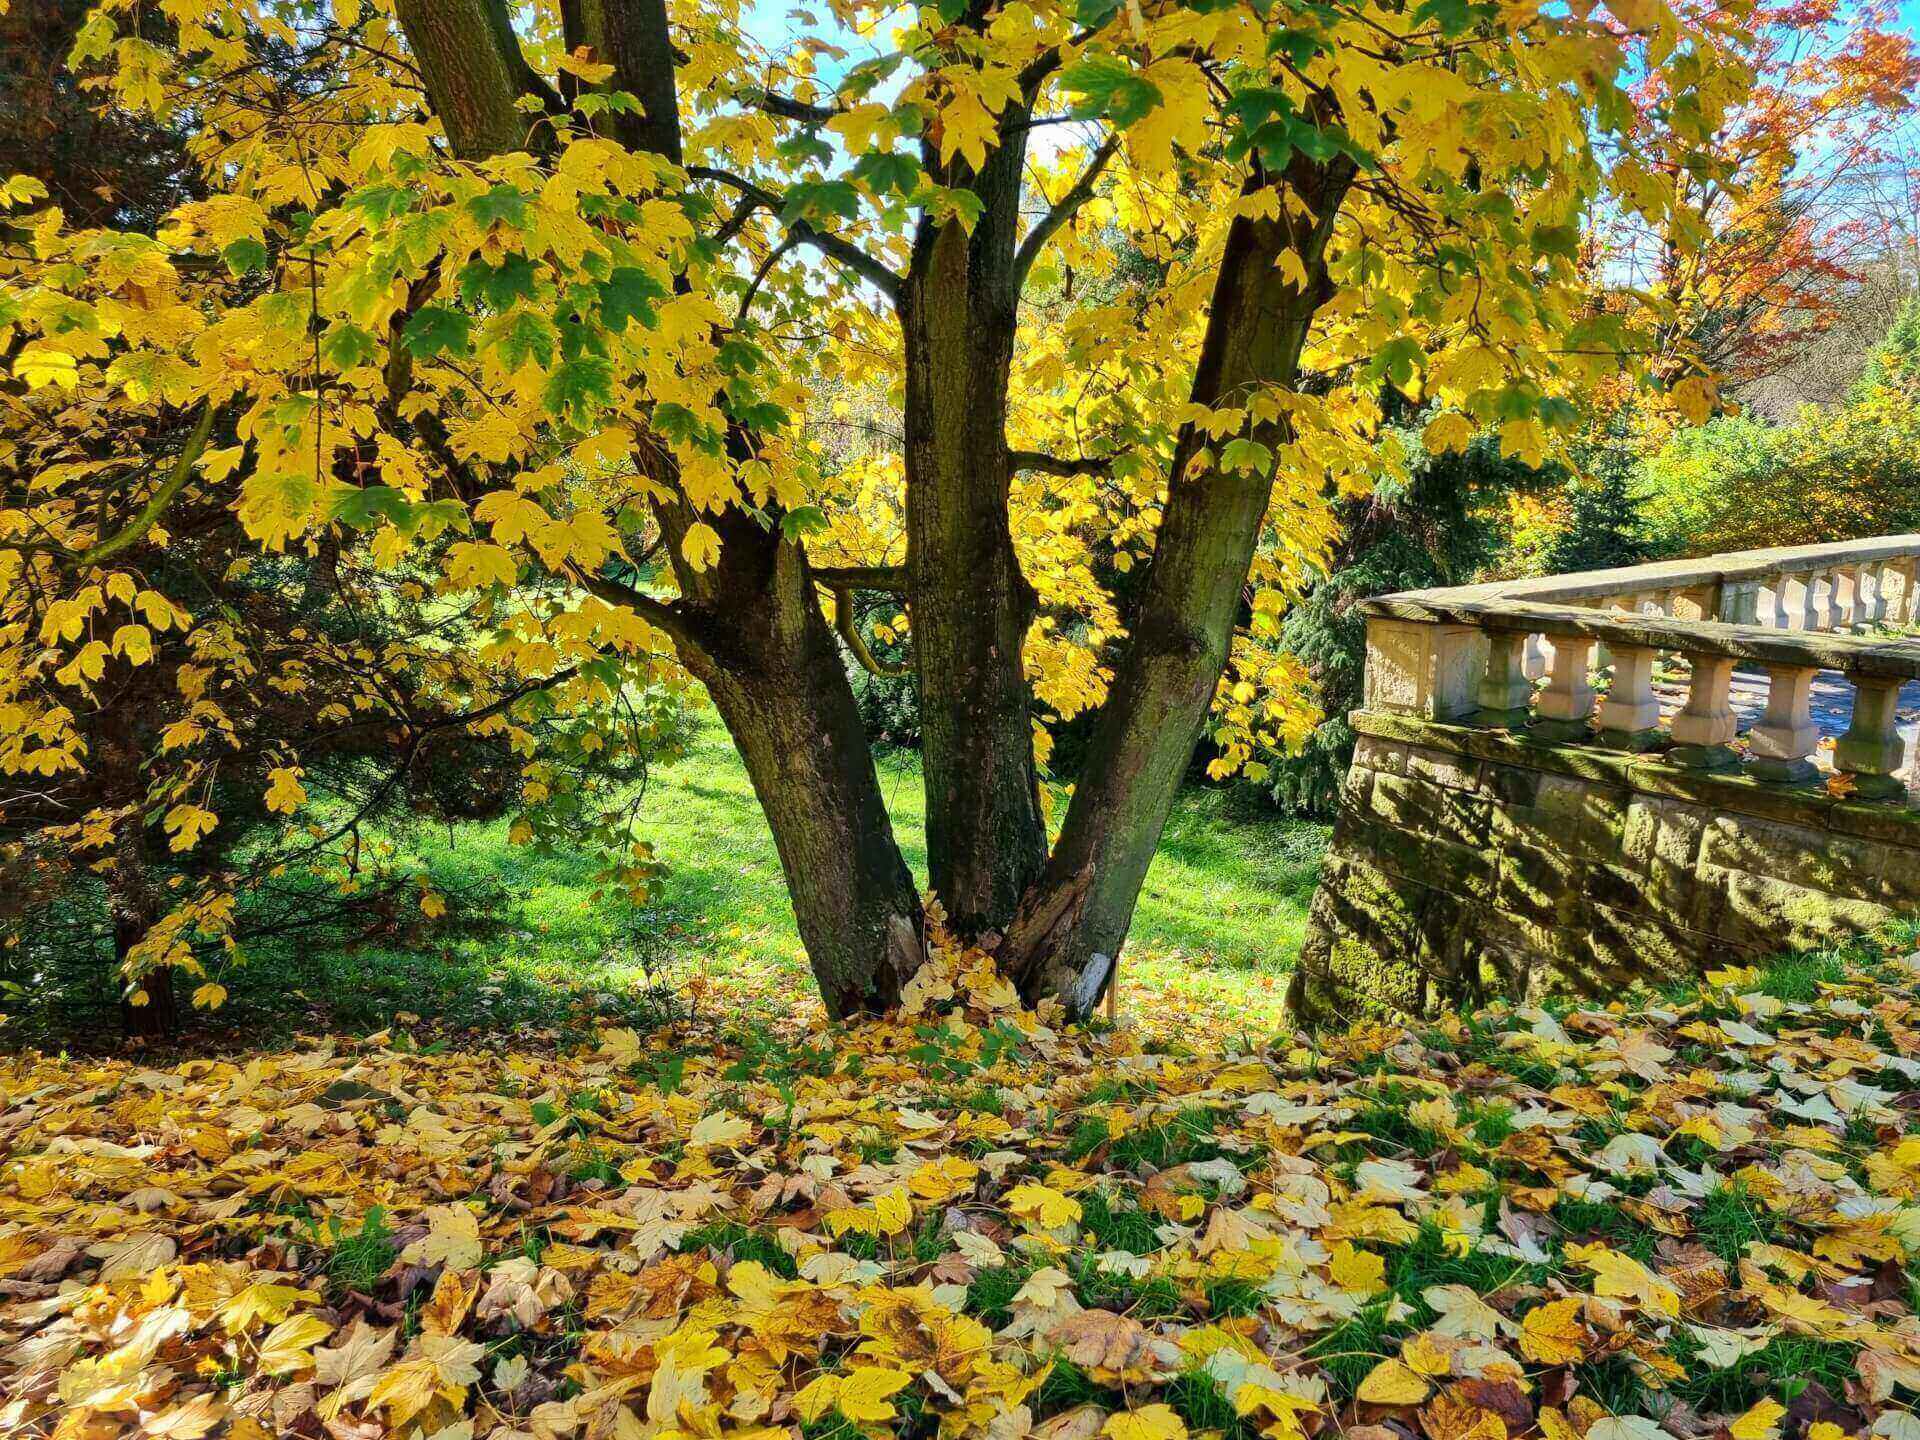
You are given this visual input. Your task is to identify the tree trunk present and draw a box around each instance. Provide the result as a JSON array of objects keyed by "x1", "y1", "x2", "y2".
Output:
[
  {"x1": 394, "y1": 0, "x2": 925, "y2": 1014},
  {"x1": 900, "y1": 99, "x2": 1048, "y2": 940},
  {"x1": 1003, "y1": 163, "x2": 1356, "y2": 1014},
  {"x1": 101, "y1": 706, "x2": 174, "y2": 1038},
  {"x1": 681, "y1": 537, "x2": 924, "y2": 1017}
]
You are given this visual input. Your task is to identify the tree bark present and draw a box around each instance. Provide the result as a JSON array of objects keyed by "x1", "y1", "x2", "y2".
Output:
[
  {"x1": 1003, "y1": 161, "x2": 1356, "y2": 1014},
  {"x1": 393, "y1": 0, "x2": 924, "y2": 1014},
  {"x1": 97, "y1": 703, "x2": 174, "y2": 1038},
  {"x1": 676, "y1": 533, "x2": 923, "y2": 1016},
  {"x1": 900, "y1": 91, "x2": 1049, "y2": 939}
]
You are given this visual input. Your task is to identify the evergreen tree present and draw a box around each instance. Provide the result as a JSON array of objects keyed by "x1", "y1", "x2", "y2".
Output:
[{"x1": 1268, "y1": 433, "x2": 1554, "y2": 816}]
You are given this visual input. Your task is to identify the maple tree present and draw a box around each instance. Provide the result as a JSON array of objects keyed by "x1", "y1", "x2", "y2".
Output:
[
  {"x1": 1602, "y1": 0, "x2": 1920, "y2": 392},
  {"x1": 2, "y1": 0, "x2": 1746, "y2": 1023}
]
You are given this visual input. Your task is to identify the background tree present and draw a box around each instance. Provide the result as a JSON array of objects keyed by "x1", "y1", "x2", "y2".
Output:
[
  {"x1": 1268, "y1": 431, "x2": 1556, "y2": 817},
  {"x1": 3, "y1": 0, "x2": 1741, "y2": 1023}
]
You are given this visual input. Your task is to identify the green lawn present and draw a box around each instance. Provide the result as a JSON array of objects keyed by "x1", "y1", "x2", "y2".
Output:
[{"x1": 209, "y1": 717, "x2": 1331, "y2": 1039}]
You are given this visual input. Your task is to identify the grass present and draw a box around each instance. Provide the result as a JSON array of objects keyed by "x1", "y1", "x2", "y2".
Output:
[{"x1": 194, "y1": 715, "x2": 1328, "y2": 1041}]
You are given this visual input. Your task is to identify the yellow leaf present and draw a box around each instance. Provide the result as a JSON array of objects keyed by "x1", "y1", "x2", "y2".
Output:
[
  {"x1": 1328, "y1": 1240, "x2": 1386, "y2": 1293},
  {"x1": 1103, "y1": 1405, "x2": 1189, "y2": 1440},
  {"x1": 192, "y1": 982, "x2": 227, "y2": 1010},
  {"x1": 264, "y1": 766, "x2": 306, "y2": 814},
  {"x1": 1356, "y1": 1358, "x2": 1431, "y2": 1405},
  {"x1": 1423, "y1": 413, "x2": 1474, "y2": 455},
  {"x1": 14, "y1": 346, "x2": 79, "y2": 390},
  {"x1": 1566, "y1": 1242, "x2": 1680, "y2": 1317},
  {"x1": 164, "y1": 803, "x2": 218, "y2": 853},
  {"x1": 256, "y1": 1313, "x2": 333, "y2": 1374},
  {"x1": 1728, "y1": 1400, "x2": 1786, "y2": 1440},
  {"x1": 1007, "y1": 1182, "x2": 1082, "y2": 1229},
  {"x1": 681, "y1": 521, "x2": 722, "y2": 573},
  {"x1": 401, "y1": 1204, "x2": 482, "y2": 1271},
  {"x1": 837, "y1": 1366, "x2": 911, "y2": 1423},
  {"x1": 1518, "y1": 1297, "x2": 1587, "y2": 1364}
]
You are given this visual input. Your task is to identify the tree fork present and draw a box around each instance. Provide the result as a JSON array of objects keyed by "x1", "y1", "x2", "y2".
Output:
[{"x1": 1004, "y1": 160, "x2": 1357, "y2": 1015}]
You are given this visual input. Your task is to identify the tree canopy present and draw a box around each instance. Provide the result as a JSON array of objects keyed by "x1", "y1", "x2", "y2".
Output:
[{"x1": 2, "y1": 0, "x2": 1747, "y2": 1027}]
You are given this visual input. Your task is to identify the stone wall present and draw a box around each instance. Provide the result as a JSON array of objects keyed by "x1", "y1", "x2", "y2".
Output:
[{"x1": 1290, "y1": 709, "x2": 1920, "y2": 1022}]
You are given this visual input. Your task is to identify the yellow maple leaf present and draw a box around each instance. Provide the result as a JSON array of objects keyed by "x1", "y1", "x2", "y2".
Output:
[
  {"x1": 1566, "y1": 1242, "x2": 1680, "y2": 1317},
  {"x1": 1729, "y1": 1400, "x2": 1786, "y2": 1440},
  {"x1": 1007, "y1": 1182, "x2": 1082, "y2": 1228},
  {"x1": 1518, "y1": 1297, "x2": 1588, "y2": 1364},
  {"x1": 1356, "y1": 1358, "x2": 1431, "y2": 1405},
  {"x1": 256, "y1": 1313, "x2": 333, "y2": 1375},
  {"x1": 1104, "y1": 1404, "x2": 1189, "y2": 1440}
]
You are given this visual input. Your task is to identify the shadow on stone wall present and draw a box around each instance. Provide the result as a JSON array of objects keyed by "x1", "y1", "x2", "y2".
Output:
[{"x1": 1289, "y1": 710, "x2": 1920, "y2": 1023}]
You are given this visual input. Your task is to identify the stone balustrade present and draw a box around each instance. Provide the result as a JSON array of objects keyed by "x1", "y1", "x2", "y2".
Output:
[{"x1": 1360, "y1": 536, "x2": 1920, "y2": 801}]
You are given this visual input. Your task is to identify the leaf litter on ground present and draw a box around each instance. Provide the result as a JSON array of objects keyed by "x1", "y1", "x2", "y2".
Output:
[{"x1": 6, "y1": 931, "x2": 1920, "y2": 1440}]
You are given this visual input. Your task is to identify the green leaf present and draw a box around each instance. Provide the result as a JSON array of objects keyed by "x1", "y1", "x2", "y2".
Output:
[
  {"x1": 222, "y1": 238, "x2": 269, "y2": 277},
  {"x1": 466, "y1": 184, "x2": 530, "y2": 230},
  {"x1": 1371, "y1": 336, "x2": 1427, "y2": 389},
  {"x1": 457, "y1": 254, "x2": 539, "y2": 311},
  {"x1": 401, "y1": 305, "x2": 473, "y2": 362},
  {"x1": 543, "y1": 354, "x2": 615, "y2": 426},
  {"x1": 780, "y1": 180, "x2": 861, "y2": 226},
  {"x1": 598, "y1": 266, "x2": 668, "y2": 332},
  {"x1": 1061, "y1": 55, "x2": 1163, "y2": 127},
  {"x1": 780, "y1": 505, "x2": 828, "y2": 538},
  {"x1": 327, "y1": 485, "x2": 414, "y2": 530},
  {"x1": 321, "y1": 322, "x2": 380, "y2": 372},
  {"x1": 1219, "y1": 438, "x2": 1273, "y2": 476},
  {"x1": 853, "y1": 151, "x2": 922, "y2": 197},
  {"x1": 493, "y1": 310, "x2": 558, "y2": 373}
]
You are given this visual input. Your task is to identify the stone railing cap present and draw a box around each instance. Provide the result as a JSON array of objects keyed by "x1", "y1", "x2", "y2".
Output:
[
  {"x1": 1367, "y1": 534, "x2": 1920, "y2": 611},
  {"x1": 1364, "y1": 594, "x2": 1920, "y2": 679}
]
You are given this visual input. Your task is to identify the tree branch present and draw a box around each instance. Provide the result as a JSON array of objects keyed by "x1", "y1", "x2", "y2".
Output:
[
  {"x1": 688, "y1": 165, "x2": 903, "y2": 304},
  {"x1": 68, "y1": 399, "x2": 220, "y2": 570},
  {"x1": 1012, "y1": 133, "x2": 1119, "y2": 290},
  {"x1": 810, "y1": 564, "x2": 908, "y2": 592},
  {"x1": 738, "y1": 235, "x2": 801, "y2": 324},
  {"x1": 1008, "y1": 448, "x2": 1110, "y2": 478},
  {"x1": 746, "y1": 88, "x2": 839, "y2": 125},
  {"x1": 565, "y1": 561, "x2": 709, "y2": 658},
  {"x1": 826, "y1": 584, "x2": 911, "y2": 678}
]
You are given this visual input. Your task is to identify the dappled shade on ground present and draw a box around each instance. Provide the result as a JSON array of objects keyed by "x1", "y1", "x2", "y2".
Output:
[
  {"x1": 48, "y1": 721, "x2": 1324, "y2": 1048},
  {"x1": 7, "y1": 930, "x2": 1920, "y2": 1437}
]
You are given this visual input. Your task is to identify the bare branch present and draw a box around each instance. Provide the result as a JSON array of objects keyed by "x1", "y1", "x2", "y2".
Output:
[
  {"x1": 689, "y1": 165, "x2": 904, "y2": 305},
  {"x1": 826, "y1": 583, "x2": 911, "y2": 677},
  {"x1": 1013, "y1": 133, "x2": 1120, "y2": 290},
  {"x1": 1008, "y1": 448, "x2": 1110, "y2": 478},
  {"x1": 810, "y1": 564, "x2": 908, "y2": 592}
]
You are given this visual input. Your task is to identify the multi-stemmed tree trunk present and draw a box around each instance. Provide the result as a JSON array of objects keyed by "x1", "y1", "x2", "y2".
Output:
[{"x1": 390, "y1": 0, "x2": 1354, "y2": 1018}]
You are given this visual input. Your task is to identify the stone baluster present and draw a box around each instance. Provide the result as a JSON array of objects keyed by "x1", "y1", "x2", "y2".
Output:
[
  {"x1": 1522, "y1": 633, "x2": 1550, "y2": 681},
  {"x1": 1717, "y1": 580, "x2": 1759, "y2": 625},
  {"x1": 1745, "y1": 663, "x2": 1820, "y2": 784},
  {"x1": 1668, "y1": 653, "x2": 1738, "y2": 769},
  {"x1": 1893, "y1": 558, "x2": 1920, "y2": 625},
  {"x1": 1835, "y1": 673, "x2": 1911, "y2": 801},
  {"x1": 1804, "y1": 570, "x2": 1829, "y2": 631},
  {"x1": 1475, "y1": 629, "x2": 1535, "y2": 728},
  {"x1": 1768, "y1": 573, "x2": 1800, "y2": 629},
  {"x1": 1861, "y1": 565, "x2": 1887, "y2": 627},
  {"x1": 1834, "y1": 565, "x2": 1863, "y2": 630},
  {"x1": 1596, "y1": 643, "x2": 1662, "y2": 750},
  {"x1": 1811, "y1": 569, "x2": 1840, "y2": 631},
  {"x1": 1530, "y1": 635, "x2": 1597, "y2": 742}
]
